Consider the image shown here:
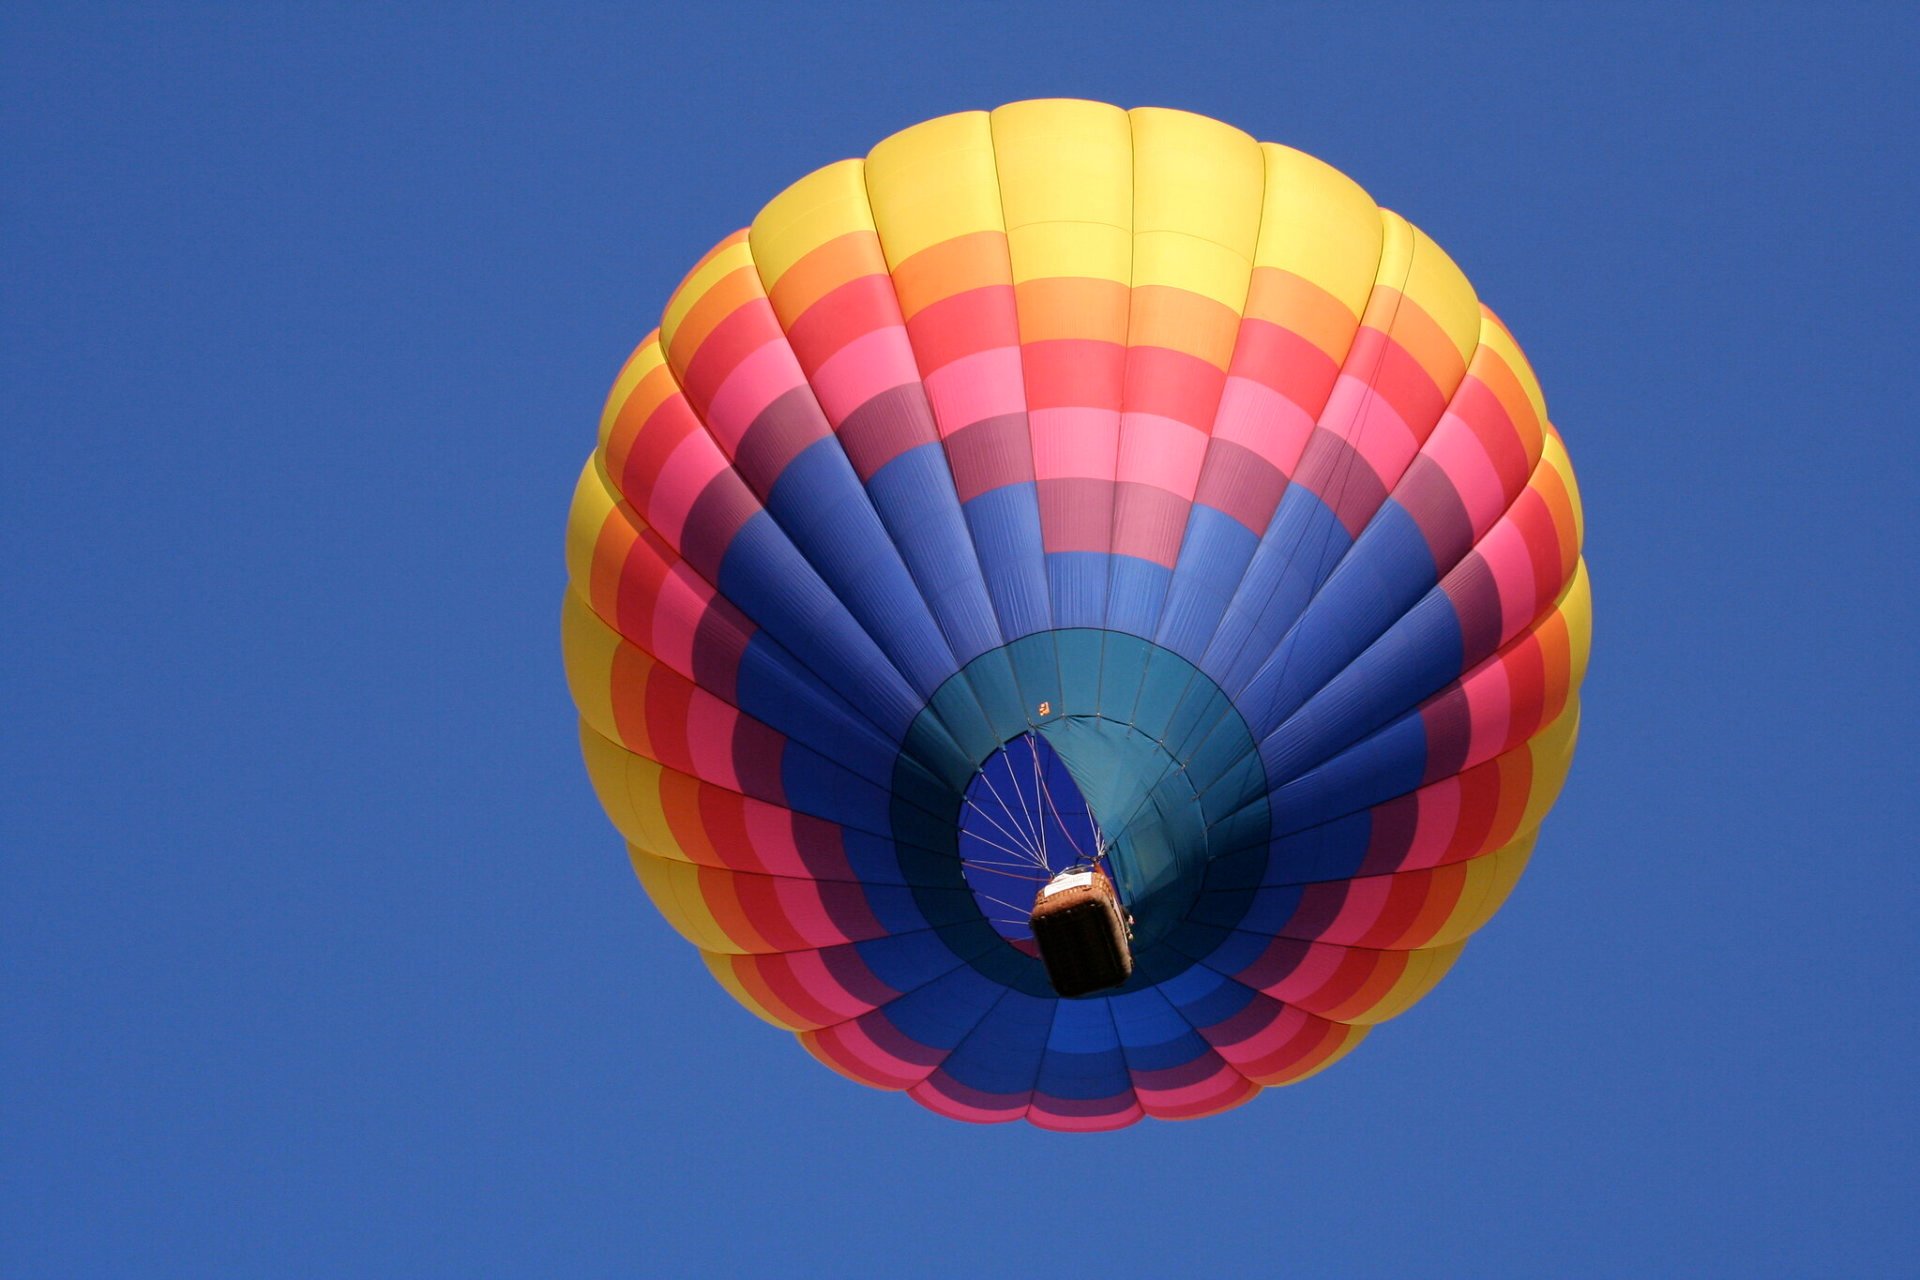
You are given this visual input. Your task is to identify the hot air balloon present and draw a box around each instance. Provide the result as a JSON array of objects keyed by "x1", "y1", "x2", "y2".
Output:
[{"x1": 562, "y1": 100, "x2": 1588, "y2": 1129}]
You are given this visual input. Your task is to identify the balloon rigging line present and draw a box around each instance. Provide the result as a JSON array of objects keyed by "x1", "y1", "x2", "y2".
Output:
[
  {"x1": 1031, "y1": 741, "x2": 1048, "y2": 869},
  {"x1": 981, "y1": 746, "x2": 1044, "y2": 855},
  {"x1": 1036, "y1": 757, "x2": 1093, "y2": 866},
  {"x1": 962, "y1": 793, "x2": 1046, "y2": 867},
  {"x1": 972, "y1": 889, "x2": 1041, "y2": 919},
  {"x1": 960, "y1": 860, "x2": 1049, "y2": 883},
  {"x1": 958, "y1": 820, "x2": 1048, "y2": 870}
]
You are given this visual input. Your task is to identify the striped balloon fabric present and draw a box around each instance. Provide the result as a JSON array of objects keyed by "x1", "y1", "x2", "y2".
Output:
[{"x1": 563, "y1": 100, "x2": 1589, "y2": 1129}]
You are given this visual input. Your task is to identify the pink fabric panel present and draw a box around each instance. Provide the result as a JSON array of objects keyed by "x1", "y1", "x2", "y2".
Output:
[
  {"x1": 922, "y1": 346, "x2": 1025, "y2": 436},
  {"x1": 808, "y1": 327, "x2": 916, "y2": 425},
  {"x1": 1030, "y1": 407, "x2": 1120, "y2": 482},
  {"x1": 645, "y1": 432, "x2": 731, "y2": 546},
  {"x1": 685, "y1": 696, "x2": 743, "y2": 792},
  {"x1": 909, "y1": 1077, "x2": 1028, "y2": 1123},
  {"x1": 807, "y1": 1019, "x2": 933, "y2": 1088},
  {"x1": 1475, "y1": 521, "x2": 1541, "y2": 644},
  {"x1": 703, "y1": 339, "x2": 806, "y2": 452},
  {"x1": 652, "y1": 560, "x2": 719, "y2": 677},
  {"x1": 777, "y1": 949, "x2": 889, "y2": 1022},
  {"x1": 1320, "y1": 376, "x2": 1421, "y2": 489},
  {"x1": 1423, "y1": 412, "x2": 1510, "y2": 536},
  {"x1": 1307, "y1": 875, "x2": 1392, "y2": 946},
  {"x1": 1212, "y1": 376, "x2": 1318, "y2": 472},
  {"x1": 1115, "y1": 412, "x2": 1208, "y2": 494},
  {"x1": 1462, "y1": 659, "x2": 1516, "y2": 764},
  {"x1": 1404, "y1": 777, "x2": 1464, "y2": 869},
  {"x1": 1131, "y1": 1060, "x2": 1248, "y2": 1114},
  {"x1": 1026, "y1": 1098, "x2": 1143, "y2": 1132}
]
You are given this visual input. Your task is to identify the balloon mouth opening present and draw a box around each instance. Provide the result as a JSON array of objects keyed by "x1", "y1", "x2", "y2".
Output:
[
  {"x1": 956, "y1": 733, "x2": 1118, "y2": 956},
  {"x1": 895, "y1": 630, "x2": 1271, "y2": 997},
  {"x1": 954, "y1": 715, "x2": 1213, "y2": 976}
]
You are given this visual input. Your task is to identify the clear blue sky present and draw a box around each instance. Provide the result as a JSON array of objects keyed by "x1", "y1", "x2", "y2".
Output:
[{"x1": 6, "y1": 3, "x2": 1915, "y2": 1275}]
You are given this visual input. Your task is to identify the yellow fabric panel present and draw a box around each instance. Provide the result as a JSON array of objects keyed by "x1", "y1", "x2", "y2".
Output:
[
  {"x1": 1346, "y1": 939, "x2": 1467, "y2": 1025},
  {"x1": 1545, "y1": 430, "x2": 1586, "y2": 552},
  {"x1": 1006, "y1": 221, "x2": 1130, "y2": 287},
  {"x1": 579, "y1": 721, "x2": 648, "y2": 837},
  {"x1": 560, "y1": 592, "x2": 621, "y2": 747},
  {"x1": 1128, "y1": 107, "x2": 1261, "y2": 310},
  {"x1": 1385, "y1": 212, "x2": 1481, "y2": 370},
  {"x1": 629, "y1": 847, "x2": 737, "y2": 953},
  {"x1": 1429, "y1": 833, "x2": 1537, "y2": 947},
  {"x1": 1131, "y1": 234, "x2": 1251, "y2": 315},
  {"x1": 1129, "y1": 108, "x2": 1261, "y2": 246},
  {"x1": 990, "y1": 99, "x2": 1132, "y2": 287},
  {"x1": 1479, "y1": 309, "x2": 1550, "y2": 440},
  {"x1": 700, "y1": 951, "x2": 794, "y2": 1029},
  {"x1": 863, "y1": 110, "x2": 1005, "y2": 267},
  {"x1": 601, "y1": 343, "x2": 679, "y2": 488},
  {"x1": 598, "y1": 330, "x2": 664, "y2": 454},
  {"x1": 659, "y1": 233, "x2": 754, "y2": 357},
  {"x1": 990, "y1": 99, "x2": 1131, "y2": 229},
  {"x1": 579, "y1": 726, "x2": 684, "y2": 856},
  {"x1": 1268, "y1": 1023, "x2": 1369, "y2": 1087},
  {"x1": 749, "y1": 158, "x2": 874, "y2": 292},
  {"x1": 1560, "y1": 558, "x2": 1594, "y2": 689},
  {"x1": 564, "y1": 458, "x2": 617, "y2": 600},
  {"x1": 1517, "y1": 701, "x2": 1582, "y2": 835},
  {"x1": 1253, "y1": 142, "x2": 1381, "y2": 321}
]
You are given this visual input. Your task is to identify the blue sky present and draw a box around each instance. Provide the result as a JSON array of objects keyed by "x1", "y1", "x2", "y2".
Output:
[{"x1": 6, "y1": 3, "x2": 1915, "y2": 1275}]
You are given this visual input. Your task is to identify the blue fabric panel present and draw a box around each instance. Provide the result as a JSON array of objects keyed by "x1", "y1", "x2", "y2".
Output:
[
  {"x1": 866, "y1": 443, "x2": 1000, "y2": 666},
  {"x1": 879, "y1": 963, "x2": 1012, "y2": 1051},
  {"x1": 1155, "y1": 959, "x2": 1255, "y2": 1029},
  {"x1": 1263, "y1": 810, "x2": 1374, "y2": 886},
  {"x1": 851, "y1": 928, "x2": 978, "y2": 994},
  {"x1": 860, "y1": 883, "x2": 945, "y2": 937},
  {"x1": 836, "y1": 828, "x2": 925, "y2": 885},
  {"x1": 1201, "y1": 488, "x2": 1350, "y2": 697},
  {"x1": 1268, "y1": 714, "x2": 1430, "y2": 836},
  {"x1": 961, "y1": 483, "x2": 1051, "y2": 641},
  {"x1": 1108, "y1": 987, "x2": 1212, "y2": 1072},
  {"x1": 1032, "y1": 998, "x2": 1131, "y2": 1102},
  {"x1": 722, "y1": 514, "x2": 922, "y2": 738},
  {"x1": 1157, "y1": 506, "x2": 1261, "y2": 663},
  {"x1": 1257, "y1": 591, "x2": 1464, "y2": 786},
  {"x1": 935, "y1": 989, "x2": 1054, "y2": 1098},
  {"x1": 1184, "y1": 926, "x2": 1274, "y2": 978},
  {"x1": 734, "y1": 633, "x2": 902, "y2": 780},
  {"x1": 766, "y1": 438, "x2": 957, "y2": 696},
  {"x1": 1103, "y1": 555, "x2": 1172, "y2": 642},
  {"x1": 1234, "y1": 499, "x2": 1439, "y2": 737},
  {"x1": 779, "y1": 741, "x2": 895, "y2": 832},
  {"x1": 1193, "y1": 883, "x2": 1305, "y2": 934},
  {"x1": 1047, "y1": 550, "x2": 1109, "y2": 631}
]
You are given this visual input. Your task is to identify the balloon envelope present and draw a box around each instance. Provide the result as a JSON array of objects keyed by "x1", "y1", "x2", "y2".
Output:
[{"x1": 563, "y1": 100, "x2": 1588, "y2": 1128}]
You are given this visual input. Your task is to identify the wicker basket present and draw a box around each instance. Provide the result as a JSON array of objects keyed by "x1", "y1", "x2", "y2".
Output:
[{"x1": 1029, "y1": 866, "x2": 1133, "y2": 997}]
